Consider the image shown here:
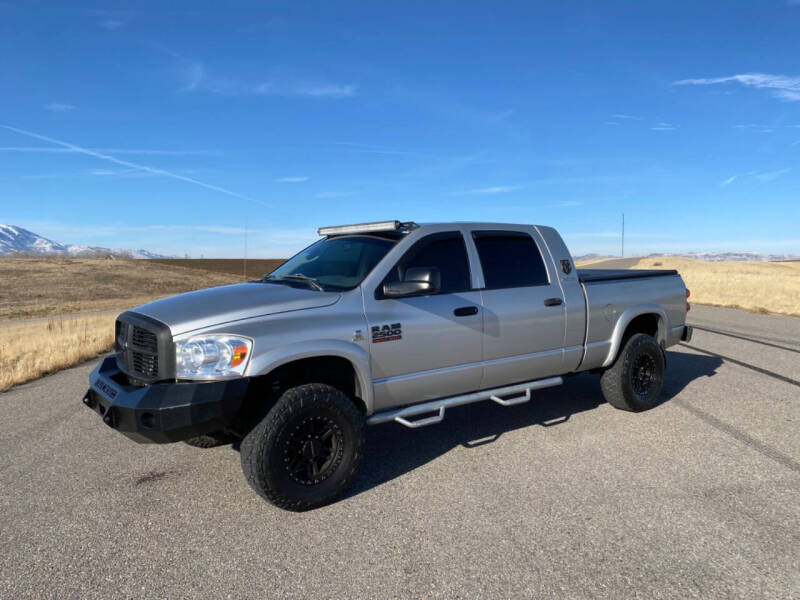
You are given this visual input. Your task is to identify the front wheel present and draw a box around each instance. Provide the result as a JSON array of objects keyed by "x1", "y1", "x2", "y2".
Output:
[
  {"x1": 240, "y1": 383, "x2": 365, "y2": 511},
  {"x1": 600, "y1": 333, "x2": 665, "y2": 412}
]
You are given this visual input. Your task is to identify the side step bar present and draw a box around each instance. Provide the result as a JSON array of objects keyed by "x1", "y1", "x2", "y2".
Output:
[{"x1": 366, "y1": 376, "x2": 563, "y2": 429}]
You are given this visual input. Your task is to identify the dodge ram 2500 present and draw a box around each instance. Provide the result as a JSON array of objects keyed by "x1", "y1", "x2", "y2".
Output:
[{"x1": 83, "y1": 220, "x2": 692, "y2": 510}]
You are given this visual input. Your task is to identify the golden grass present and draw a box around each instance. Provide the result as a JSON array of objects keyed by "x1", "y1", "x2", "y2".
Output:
[
  {"x1": 0, "y1": 315, "x2": 116, "y2": 392},
  {"x1": 1, "y1": 255, "x2": 796, "y2": 392},
  {"x1": 0, "y1": 257, "x2": 243, "y2": 321},
  {"x1": 629, "y1": 257, "x2": 800, "y2": 317},
  {"x1": 0, "y1": 257, "x2": 265, "y2": 391}
]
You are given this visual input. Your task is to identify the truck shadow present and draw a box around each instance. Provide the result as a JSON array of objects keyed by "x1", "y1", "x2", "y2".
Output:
[{"x1": 345, "y1": 351, "x2": 722, "y2": 501}]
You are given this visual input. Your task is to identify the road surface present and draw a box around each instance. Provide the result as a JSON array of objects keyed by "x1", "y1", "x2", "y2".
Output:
[{"x1": 1, "y1": 305, "x2": 798, "y2": 598}]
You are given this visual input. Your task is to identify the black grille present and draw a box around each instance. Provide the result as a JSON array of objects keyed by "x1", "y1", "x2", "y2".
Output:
[
  {"x1": 114, "y1": 312, "x2": 174, "y2": 383},
  {"x1": 131, "y1": 351, "x2": 158, "y2": 377},
  {"x1": 131, "y1": 326, "x2": 157, "y2": 354}
]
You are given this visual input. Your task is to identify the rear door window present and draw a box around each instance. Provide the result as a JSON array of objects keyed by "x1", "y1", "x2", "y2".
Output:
[{"x1": 472, "y1": 231, "x2": 549, "y2": 289}]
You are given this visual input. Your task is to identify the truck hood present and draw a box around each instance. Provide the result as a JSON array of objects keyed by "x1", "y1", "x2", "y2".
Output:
[{"x1": 133, "y1": 282, "x2": 342, "y2": 336}]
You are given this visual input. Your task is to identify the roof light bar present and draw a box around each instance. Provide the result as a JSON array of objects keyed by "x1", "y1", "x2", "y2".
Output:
[{"x1": 318, "y1": 220, "x2": 403, "y2": 236}]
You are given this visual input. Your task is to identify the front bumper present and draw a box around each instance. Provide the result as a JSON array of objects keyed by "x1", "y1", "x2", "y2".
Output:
[{"x1": 83, "y1": 356, "x2": 249, "y2": 443}]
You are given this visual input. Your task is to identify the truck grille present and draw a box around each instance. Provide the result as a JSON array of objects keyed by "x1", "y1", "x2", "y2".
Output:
[
  {"x1": 131, "y1": 327, "x2": 157, "y2": 353},
  {"x1": 115, "y1": 312, "x2": 174, "y2": 383}
]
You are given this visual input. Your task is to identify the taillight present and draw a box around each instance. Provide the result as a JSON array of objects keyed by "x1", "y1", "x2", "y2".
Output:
[
  {"x1": 686, "y1": 288, "x2": 691, "y2": 298},
  {"x1": 686, "y1": 288, "x2": 691, "y2": 311}
]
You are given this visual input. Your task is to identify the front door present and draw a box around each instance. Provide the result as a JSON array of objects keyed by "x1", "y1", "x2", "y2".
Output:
[{"x1": 363, "y1": 231, "x2": 484, "y2": 411}]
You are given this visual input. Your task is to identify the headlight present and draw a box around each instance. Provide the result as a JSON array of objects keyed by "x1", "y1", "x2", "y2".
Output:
[{"x1": 175, "y1": 335, "x2": 253, "y2": 380}]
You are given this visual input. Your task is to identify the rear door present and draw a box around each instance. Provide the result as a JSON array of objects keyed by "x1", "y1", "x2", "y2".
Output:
[
  {"x1": 470, "y1": 228, "x2": 567, "y2": 388},
  {"x1": 363, "y1": 231, "x2": 484, "y2": 411}
]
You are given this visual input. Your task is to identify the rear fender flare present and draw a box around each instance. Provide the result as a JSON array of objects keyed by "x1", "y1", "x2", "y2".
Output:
[{"x1": 602, "y1": 305, "x2": 667, "y2": 368}]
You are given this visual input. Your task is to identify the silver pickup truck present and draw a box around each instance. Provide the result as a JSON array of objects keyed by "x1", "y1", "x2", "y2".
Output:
[{"x1": 84, "y1": 220, "x2": 692, "y2": 510}]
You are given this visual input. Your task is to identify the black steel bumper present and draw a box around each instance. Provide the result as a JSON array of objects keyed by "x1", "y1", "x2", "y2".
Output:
[
  {"x1": 681, "y1": 325, "x2": 693, "y2": 342},
  {"x1": 83, "y1": 356, "x2": 249, "y2": 444}
]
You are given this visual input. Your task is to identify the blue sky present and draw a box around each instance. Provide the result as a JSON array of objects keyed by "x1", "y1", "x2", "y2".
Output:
[{"x1": 1, "y1": 1, "x2": 799, "y2": 257}]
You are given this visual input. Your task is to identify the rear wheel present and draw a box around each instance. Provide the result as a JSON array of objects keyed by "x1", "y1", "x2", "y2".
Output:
[
  {"x1": 240, "y1": 383, "x2": 364, "y2": 511},
  {"x1": 600, "y1": 333, "x2": 665, "y2": 412}
]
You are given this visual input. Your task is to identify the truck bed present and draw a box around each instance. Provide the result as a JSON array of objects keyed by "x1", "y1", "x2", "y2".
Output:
[{"x1": 577, "y1": 268, "x2": 678, "y2": 283}]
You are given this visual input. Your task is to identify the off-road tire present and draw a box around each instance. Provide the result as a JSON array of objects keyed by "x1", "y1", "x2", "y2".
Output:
[
  {"x1": 600, "y1": 333, "x2": 665, "y2": 412},
  {"x1": 240, "y1": 383, "x2": 365, "y2": 511},
  {"x1": 183, "y1": 432, "x2": 234, "y2": 448}
]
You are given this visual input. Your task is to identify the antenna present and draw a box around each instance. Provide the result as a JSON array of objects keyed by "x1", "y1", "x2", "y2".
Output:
[
  {"x1": 621, "y1": 212, "x2": 625, "y2": 258},
  {"x1": 244, "y1": 222, "x2": 248, "y2": 280}
]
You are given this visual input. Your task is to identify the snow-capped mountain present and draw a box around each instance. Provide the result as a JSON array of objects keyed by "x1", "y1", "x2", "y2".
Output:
[{"x1": 0, "y1": 224, "x2": 166, "y2": 258}]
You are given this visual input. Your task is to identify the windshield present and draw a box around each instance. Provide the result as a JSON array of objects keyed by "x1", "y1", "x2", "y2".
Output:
[{"x1": 266, "y1": 235, "x2": 397, "y2": 291}]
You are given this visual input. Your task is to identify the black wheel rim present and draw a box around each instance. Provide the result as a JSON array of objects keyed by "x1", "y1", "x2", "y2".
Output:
[
  {"x1": 283, "y1": 415, "x2": 344, "y2": 485},
  {"x1": 631, "y1": 353, "x2": 657, "y2": 398}
]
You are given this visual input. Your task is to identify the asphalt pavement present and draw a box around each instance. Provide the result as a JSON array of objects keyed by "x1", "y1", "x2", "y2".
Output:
[{"x1": 1, "y1": 305, "x2": 798, "y2": 598}]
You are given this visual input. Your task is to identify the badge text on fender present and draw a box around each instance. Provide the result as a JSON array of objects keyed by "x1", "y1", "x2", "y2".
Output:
[{"x1": 371, "y1": 323, "x2": 402, "y2": 343}]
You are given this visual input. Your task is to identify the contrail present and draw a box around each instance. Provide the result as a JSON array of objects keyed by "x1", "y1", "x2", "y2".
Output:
[{"x1": 1, "y1": 124, "x2": 271, "y2": 207}]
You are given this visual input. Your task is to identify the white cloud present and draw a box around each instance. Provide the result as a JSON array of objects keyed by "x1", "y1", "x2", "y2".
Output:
[
  {"x1": 721, "y1": 169, "x2": 788, "y2": 185},
  {"x1": 0, "y1": 146, "x2": 218, "y2": 156},
  {"x1": 100, "y1": 19, "x2": 123, "y2": 30},
  {"x1": 565, "y1": 231, "x2": 671, "y2": 239},
  {"x1": 456, "y1": 185, "x2": 522, "y2": 195},
  {"x1": 45, "y1": 103, "x2": 75, "y2": 112},
  {"x1": 273, "y1": 176, "x2": 309, "y2": 183},
  {"x1": 179, "y1": 60, "x2": 356, "y2": 99},
  {"x1": 315, "y1": 191, "x2": 353, "y2": 199},
  {"x1": 733, "y1": 124, "x2": 774, "y2": 133},
  {"x1": 88, "y1": 168, "x2": 126, "y2": 176},
  {"x1": 287, "y1": 83, "x2": 356, "y2": 98},
  {"x1": 612, "y1": 114, "x2": 644, "y2": 120},
  {"x1": 755, "y1": 168, "x2": 790, "y2": 181},
  {"x1": 674, "y1": 73, "x2": 800, "y2": 102},
  {"x1": 651, "y1": 122, "x2": 676, "y2": 131},
  {"x1": 143, "y1": 225, "x2": 251, "y2": 235}
]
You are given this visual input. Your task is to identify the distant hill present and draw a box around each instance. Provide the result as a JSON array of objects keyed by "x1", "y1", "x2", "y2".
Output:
[
  {"x1": 0, "y1": 224, "x2": 166, "y2": 258},
  {"x1": 574, "y1": 251, "x2": 799, "y2": 262}
]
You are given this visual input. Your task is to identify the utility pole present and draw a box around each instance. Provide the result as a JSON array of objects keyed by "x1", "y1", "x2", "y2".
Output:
[
  {"x1": 621, "y1": 212, "x2": 625, "y2": 258},
  {"x1": 244, "y1": 222, "x2": 248, "y2": 280}
]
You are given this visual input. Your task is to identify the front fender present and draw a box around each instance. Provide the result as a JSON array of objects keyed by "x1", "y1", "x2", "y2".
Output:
[
  {"x1": 601, "y1": 304, "x2": 668, "y2": 368},
  {"x1": 245, "y1": 339, "x2": 374, "y2": 414}
]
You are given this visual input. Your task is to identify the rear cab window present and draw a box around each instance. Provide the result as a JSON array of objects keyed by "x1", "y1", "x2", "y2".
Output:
[{"x1": 472, "y1": 230, "x2": 549, "y2": 289}]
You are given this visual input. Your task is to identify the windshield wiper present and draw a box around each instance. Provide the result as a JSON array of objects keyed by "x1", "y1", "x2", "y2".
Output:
[{"x1": 265, "y1": 273, "x2": 324, "y2": 291}]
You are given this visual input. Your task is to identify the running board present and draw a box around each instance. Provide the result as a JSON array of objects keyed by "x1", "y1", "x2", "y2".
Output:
[{"x1": 366, "y1": 377, "x2": 563, "y2": 429}]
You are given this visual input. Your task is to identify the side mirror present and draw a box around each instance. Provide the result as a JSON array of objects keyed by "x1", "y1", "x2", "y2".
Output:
[{"x1": 382, "y1": 267, "x2": 441, "y2": 298}]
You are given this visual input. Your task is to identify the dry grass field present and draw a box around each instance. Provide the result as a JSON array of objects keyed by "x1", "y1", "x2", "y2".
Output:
[
  {"x1": 0, "y1": 257, "x2": 244, "y2": 321},
  {"x1": 0, "y1": 315, "x2": 116, "y2": 392},
  {"x1": 0, "y1": 257, "x2": 249, "y2": 391},
  {"x1": 627, "y1": 257, "x2": 800, "y2": 316},
  {"x1": 148, "y1": 258, "x2": 285, "y2": 278},
  {"x1": 1, "y1": 254, "x2": 797, "y2": 392}
]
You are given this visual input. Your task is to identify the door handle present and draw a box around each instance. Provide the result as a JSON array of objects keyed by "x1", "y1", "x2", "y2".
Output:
[
  {"x1": 453, "y1": 306, "x2": 479, "y2": 317},
  {"x1": 543, "y1": 297, "x2": 563, "y2": 307}
]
